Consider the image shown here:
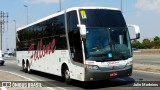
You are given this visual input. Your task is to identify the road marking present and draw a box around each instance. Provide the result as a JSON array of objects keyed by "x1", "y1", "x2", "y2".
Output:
[
  {"x1": 26, "y1": 75, "x2": 50, "y2": 81},
  {"x1": 0, "y1": 70, "x2": 66, "y2": 90},
  {"x1": 0, "y1": 70, "x2": 34, "y2": 81},
  {"x1": 5, "y1": 61, "x2": 16, "y2": 64},
  {"x1": 0, "y1": 87, "x2": 7, "y2": 90},
  {"x1": 133, "y1": 70, "x2": 160, "y2": 75},
  {"x1": 26, "y1": 75, "x2": 66, "y2": 90}
]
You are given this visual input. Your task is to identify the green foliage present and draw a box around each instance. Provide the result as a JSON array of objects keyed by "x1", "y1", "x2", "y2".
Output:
[
  {"x1": 131, "y1": 36, "x2": 160, "y2": 49},
  {"x1": 153, "y1": 36, "x2": 160, "y2": 48}
]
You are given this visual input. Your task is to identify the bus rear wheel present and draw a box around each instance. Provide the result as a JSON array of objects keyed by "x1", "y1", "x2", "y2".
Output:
[{"x1": 26, "y1": 61, "x2": 32, "y2": 74}]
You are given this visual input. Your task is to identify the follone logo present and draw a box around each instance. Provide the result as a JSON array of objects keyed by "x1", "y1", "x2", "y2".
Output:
[{"x1": 28, "y1": 39, "x2": 56, "y2": 60}]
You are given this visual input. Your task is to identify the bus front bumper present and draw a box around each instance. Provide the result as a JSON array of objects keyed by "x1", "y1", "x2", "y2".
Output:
[{"x1": 85, "y1": 65, "x2": 132, "y2": 81}]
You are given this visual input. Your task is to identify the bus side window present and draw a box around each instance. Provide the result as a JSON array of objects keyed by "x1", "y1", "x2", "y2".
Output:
[{"x1": 67, "y1": 11, "x2": 84, "y2": 64}]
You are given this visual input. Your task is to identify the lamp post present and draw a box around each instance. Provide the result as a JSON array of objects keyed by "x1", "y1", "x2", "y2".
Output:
[
  {"x1": 13, "y1": 20, "x2": 16, "y2": 32},
  {"x1": 24, "y1": 5, "x2": 28, "y2": 25},
  {"x1": 59, "y1": 0, "x2": 61, "y2": 11},
  {"x1": 13, "y1": 20, "x2": 16, "y2": 51},
  {"x1": 5, "y1": 38, "x2": 8, "y2": 51},
  {"x1": 121, "y1": 0, "x2": 123, "y2": 13}
]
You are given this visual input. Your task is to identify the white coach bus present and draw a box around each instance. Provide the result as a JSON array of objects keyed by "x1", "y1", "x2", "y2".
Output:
[{"x1": 16, "y1": 7, "x2": 140, "y2": 83}]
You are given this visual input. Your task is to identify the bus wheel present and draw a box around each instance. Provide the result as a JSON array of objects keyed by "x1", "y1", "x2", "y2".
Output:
[
  {"x1": 26, "y1": 62, "x2": 32, "y2": 74},
  {"x1": 64, "y1": 67, "x2": 72, "y2": 84},
  {"x1": 22, "y1": 62, "x2": 26, "y2": 72}
]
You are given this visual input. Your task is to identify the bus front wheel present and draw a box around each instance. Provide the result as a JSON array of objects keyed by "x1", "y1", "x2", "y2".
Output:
[{"x1": 64, "y1": 67, "x2": 72, "y2": 84}]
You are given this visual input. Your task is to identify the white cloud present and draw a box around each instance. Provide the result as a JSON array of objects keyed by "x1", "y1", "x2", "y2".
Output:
[
  {"x1": 29, "y1": 0, "x2": 60, "y2": 4},
  {"x1": 135, "y1": 0, "x2": 160, "y2": 13}
]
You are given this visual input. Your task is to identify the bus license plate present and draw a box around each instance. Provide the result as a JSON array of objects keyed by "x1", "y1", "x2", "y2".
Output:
[{"x1": 109, "y1": 72, "x2": 118, "y2": 77}]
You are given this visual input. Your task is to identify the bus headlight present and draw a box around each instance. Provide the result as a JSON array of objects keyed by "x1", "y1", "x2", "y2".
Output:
[
  {"x1": 85, "y1": 65, "x2": 99, "y2": 70},
  {"x1": 126, "y1": 61, "x2": 133, "y2": 66}
]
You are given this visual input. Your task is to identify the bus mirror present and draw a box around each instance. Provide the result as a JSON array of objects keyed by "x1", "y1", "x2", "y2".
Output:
[
  {"x1": 127, "y1": 24, "x2": 140, "y2": 40},
  {"x1": 77, "y1": 24, "x2": 86, "y2": 37}
]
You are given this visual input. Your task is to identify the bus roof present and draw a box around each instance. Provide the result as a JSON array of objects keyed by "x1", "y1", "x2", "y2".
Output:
[{"x1": 17, "y1": 6, "x2": 120, "y2": 31}]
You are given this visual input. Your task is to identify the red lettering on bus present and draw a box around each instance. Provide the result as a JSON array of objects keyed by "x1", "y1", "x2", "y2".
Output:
[{"x1": 28, "y1": 39, "x2": 56, "y2": 61}]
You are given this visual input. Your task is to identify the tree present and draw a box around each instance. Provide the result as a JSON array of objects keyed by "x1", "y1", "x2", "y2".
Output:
[
  {"x1": 131, "y1": 40, "x2": 141, "y2": 49},
  {"x1": 154, "y1": 36, "x2": 160, "y2": 42},
  {"x1": 153, "y1": 36, "x2": 160, "y2": 48},
  {"x1": 142, "y1": 39, "x2": 152, "y2": 49}
]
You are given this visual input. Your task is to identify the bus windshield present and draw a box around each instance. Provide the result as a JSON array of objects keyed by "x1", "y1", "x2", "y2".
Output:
[
  {"x1": 79, "y1": 9, "x2": 126, "y2": 27},
  {"x1": 79, "y1": 9, "x2": 131, "y2": 61},
  {"x1": 85, "y1": 27, "x2": 132, "y2": 61}
]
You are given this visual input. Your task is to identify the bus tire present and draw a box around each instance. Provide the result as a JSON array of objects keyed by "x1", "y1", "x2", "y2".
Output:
[
  {"x1": 26, "y1": 61, "x2": 32, "y2": 74},
  {"x1": 64, "y1": 66, "x2": 72, "y2": 84},
  {"x1": 22, "y1": 61, "x2": 27, "y2": 72}
]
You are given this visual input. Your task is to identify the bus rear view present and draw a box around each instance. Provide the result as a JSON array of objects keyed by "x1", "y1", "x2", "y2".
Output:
[{"x1": 77, "y1": 8, "x2": 140, "y2": 81}]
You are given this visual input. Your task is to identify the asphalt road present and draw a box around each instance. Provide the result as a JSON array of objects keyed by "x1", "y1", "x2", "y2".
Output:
[
  {"x1": 133, "y1": 55, "x2": 160, "y2": 65},
  {"x1": 0, "y1": 58, "x2": 160, "y2": 90}
]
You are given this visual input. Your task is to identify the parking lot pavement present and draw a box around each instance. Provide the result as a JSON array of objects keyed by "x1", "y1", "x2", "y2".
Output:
[{"x1": 0, "y1": 71, "x2": 49, "y2": 90}]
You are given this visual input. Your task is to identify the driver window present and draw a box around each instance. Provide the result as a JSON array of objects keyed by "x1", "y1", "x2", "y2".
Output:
[{"x1": 67, "y1": 11, "x2": 84, "y2": 63}]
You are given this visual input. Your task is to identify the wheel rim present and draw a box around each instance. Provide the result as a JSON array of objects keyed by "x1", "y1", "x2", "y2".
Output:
[
  {"x1": 65, "y1": 70, "x2": 70, "y2": 80},
  {"x1": 27, "y1": 64, "x2": 30, "y2": 72}
]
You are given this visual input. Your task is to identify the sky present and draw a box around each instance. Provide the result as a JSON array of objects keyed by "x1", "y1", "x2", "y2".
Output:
[{"x1": 0, "y1": 0, "x2": 160, "y2": 52}]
